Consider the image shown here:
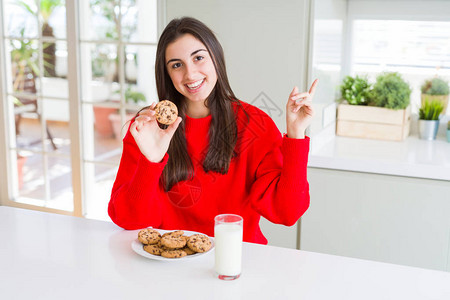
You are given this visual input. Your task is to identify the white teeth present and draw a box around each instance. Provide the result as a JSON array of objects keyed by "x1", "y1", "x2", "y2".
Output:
[{"x1": 186, "y1": 79, "x2": 204, "y2": 89}]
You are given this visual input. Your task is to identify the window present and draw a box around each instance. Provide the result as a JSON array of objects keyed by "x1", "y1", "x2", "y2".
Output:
[
  {"x1": 0, "y1": 0, "x2": 160, "y2": 220},
  {"x1": 351, "y1": 19, "x2": 450, "y2": 113}
]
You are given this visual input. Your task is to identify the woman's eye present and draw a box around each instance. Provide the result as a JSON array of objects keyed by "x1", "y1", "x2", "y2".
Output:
[
  {"x1": 172, "y1": 62, "x2": 182, "y2": 69},
  {"x1": 195, "y1": 56, "x2": 204, "y2": 61}
]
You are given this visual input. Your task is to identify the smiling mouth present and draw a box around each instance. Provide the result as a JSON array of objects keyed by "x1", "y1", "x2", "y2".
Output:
[{"x1": 185, "y1": 79, "x2": 205, "y2": 91}]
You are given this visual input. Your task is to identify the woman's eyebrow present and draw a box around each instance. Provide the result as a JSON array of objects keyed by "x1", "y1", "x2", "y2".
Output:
[{"x1": 166, "y1": 49, "x2": 208, "y2": 65}]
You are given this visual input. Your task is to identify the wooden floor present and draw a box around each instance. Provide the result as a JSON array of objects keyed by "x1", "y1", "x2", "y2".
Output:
[{"x1": 14, "y1": 118, "x2": 123, "y2": 220}]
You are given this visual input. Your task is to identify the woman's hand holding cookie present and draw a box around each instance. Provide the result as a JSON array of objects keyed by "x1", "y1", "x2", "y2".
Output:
[
  {"x1": 130, "y1": 101, "x2": 182, "y2": 163},
  {"x1": 286, "y1": 79, "x2": 318, "y2": 139}
]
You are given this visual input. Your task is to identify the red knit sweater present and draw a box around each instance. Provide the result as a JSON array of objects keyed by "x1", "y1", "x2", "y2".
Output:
[{"x1": 108, "y1": 101, "x2": 310, "y2": 244}]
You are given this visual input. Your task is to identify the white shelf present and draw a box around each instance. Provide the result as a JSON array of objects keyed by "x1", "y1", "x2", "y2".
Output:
[{"x1": 308, "y1": 124, "x2": 450, "y2": 181}]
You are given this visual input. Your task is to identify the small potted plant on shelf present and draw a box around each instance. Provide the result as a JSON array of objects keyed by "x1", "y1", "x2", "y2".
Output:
[
  {"x1": 336, "y1": 72, "x2": 411, "y2": 141},
  {"x1": 418, "y1": 98, "x2": 444, "y2": 140},
  {"x1": 109, "y1": 87, "x2": 146, "y2": 141},
  {"x1": 447, "y1": 121, "x2": 450, "y2": 143},
  {"x1": 421, "y1": 77, "x2": 449, "y2": 115}
]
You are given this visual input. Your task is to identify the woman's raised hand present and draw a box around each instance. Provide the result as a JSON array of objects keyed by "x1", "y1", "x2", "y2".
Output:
[
  {"x1": 286, "y1": 79, "x2": 318, "y2": 139},
  {"x1": 130, "y1": 102, "x2": 182, "y2": 163}
]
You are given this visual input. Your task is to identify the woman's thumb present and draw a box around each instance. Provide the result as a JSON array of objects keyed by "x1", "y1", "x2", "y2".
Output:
[{"x1": 166, "y1": 116, "x2": 182, "y2": 137}]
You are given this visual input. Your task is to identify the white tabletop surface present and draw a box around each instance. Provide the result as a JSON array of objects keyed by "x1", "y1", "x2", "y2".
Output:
[
  {"x1": 1, "y1": 206, "x2": 449, "y2": 300},
  {"x1": 309, "y1": 124, "x2": 450, "y2": 181}
]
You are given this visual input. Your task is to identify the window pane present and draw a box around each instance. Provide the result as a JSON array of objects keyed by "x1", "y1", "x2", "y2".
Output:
[
  {"x1": 42, "y1": 99, "x2": 71, "y2": 154},
  {"x1": 42, "y1": 0, "x2": 67, "y2": 39},
  {"x1": 42, "y1": 77, "x2": 69, "y2": 99},
  {"x1": 4, "y1": 0, "x2": 39, "y2": 38},
  {"x1": 122, "y1": 0, "x2": 157, "y2": 43},
  {"x1": 48, "y1": 156, "x2": 73, "y2": 211},
  {"x1": 84, "y1": 163, "x2": 118, "y2": 221},
  {"x1": 16, "y1": 153, "x2": 74, "y2": 212},
  {"x1": 125, "y1": 45, "x2": 157, "y2": 104},
  {"x1": 18, "y1": 152, "x2": 45, "y2": 199},
  {"x1": 84, "y1": 103, "x2": 122, "y2": 163},
  {"x1": 83, "y1": 0, "x2": 120, "y2": 41},
  {"x1": 15, "y1": 104, "x2": 44, "y2": 152},
  {"x1": 54, "y1": 41, "x2": 68, "y2": 77},
  {"x1": 312, "y1": 19, "x2": 343, "y2": 104},
  {"x1": 80, "y1": 43, "x2": 119, "y2": 102},
  {"x1": 352, "y1": 20, "x2": 450, "y2": 114},
  {"x1": 8, "y1": 38, "x2": 40, "y2": 94}
]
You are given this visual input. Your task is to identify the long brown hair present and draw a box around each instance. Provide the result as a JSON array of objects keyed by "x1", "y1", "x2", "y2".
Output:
[{"x1": 155, "y1": 17, "x2": 239, "y2": 191}]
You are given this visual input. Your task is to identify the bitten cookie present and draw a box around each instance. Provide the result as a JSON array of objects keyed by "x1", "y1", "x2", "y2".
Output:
[
  {"x1": 138, "y1": 228, "x2": 161, "y2": 245},
  {"x1": 186, "y1": 234, "x2": 212, "y2": 253},
  {"x1": 161, "y1": 249, "x2": 187, "y2": 258},
  {"x1": 154, "y1": 100, "x2": 178, "y2": 125},
  {"x1": 143, "y1": 244, "x2": 163, "y2": 256},
  {"x1": 161, "y1": 235, "x2": 187, "y2": 249}
]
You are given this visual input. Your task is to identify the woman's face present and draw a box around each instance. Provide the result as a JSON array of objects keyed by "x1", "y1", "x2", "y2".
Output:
[{"x1": 165, "y1": 33, "x2": 218, "y2": 104}]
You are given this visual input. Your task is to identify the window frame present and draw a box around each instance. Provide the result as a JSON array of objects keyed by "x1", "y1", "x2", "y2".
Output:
[{"x1": 0, "y1": 0, "x2": 166, "y2": 218}]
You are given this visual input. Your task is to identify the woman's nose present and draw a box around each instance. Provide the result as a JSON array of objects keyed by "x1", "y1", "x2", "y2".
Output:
[{"x1": 184, "y1": 62, "x2": 197, "y2": 80}]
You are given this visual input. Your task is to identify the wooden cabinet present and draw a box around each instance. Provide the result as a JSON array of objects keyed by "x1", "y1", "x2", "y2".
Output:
[{"x1": 300, "y1": 167, "x2": 450, "y2": 272}]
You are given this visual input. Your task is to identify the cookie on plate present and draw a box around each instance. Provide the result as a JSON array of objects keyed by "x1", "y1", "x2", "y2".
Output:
[
  {"x1": 161, "y1": 249, "x2": 187, "y2": 259},
  {"x1": 162, "y1": 230, "x2": 184, "y2": 238},
  {"x1": 143, "y1": 244, "x2": 163, "y2": 256},
  {"x1": 182, "y1": 246, "x2": 196, "y2": 255},
  {"x1": 154, "y1": 100, "x2": 178, "y2": 125},
  {"x1": 138, "y1": 228, "x2": 161, "y2": 245},
  {"x1": 186, "y1": 234, "x2": 212, "y2": 253},
  {"x1": 161, "y1": 235, "x2": 186, "y2": 249}
]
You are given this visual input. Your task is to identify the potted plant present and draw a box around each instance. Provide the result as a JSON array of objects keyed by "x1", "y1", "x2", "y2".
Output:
[
  {"x1": 336, "y1": 72, "x2": 412, "y2": 141},
  {"x1": 418, "y1": 98, "x2": 444, "y2": 140},
  {"x1": 369, "y1": 72, "x2": 411, "y2": 109},
  {"x1": 109, "y1": 87, "x2": 146, "y2": 140},
  {"x1": 14, "y1": 0, "x2": 62, "y2": 77},
  {"x1": 421, "y1": 77, "x2": 449, "y2": 115},
  {"x1": 340, "y1": 75, "x2": 371, "y2": 106},
  {"x1": 447, "y1": 121, "x2": 450, "y2": 143}
]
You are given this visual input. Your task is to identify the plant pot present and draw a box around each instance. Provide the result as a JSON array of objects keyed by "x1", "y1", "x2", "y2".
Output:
[
  {"x1": 336, "y1": 104, "x2": 411, "y2": 141},
  {"x1": 17, "y1": 155, "x2": 27, "y2": 189},
  {"x1": 109, "y1": 113, "x2": 135, "y2": 141},
  {"x1": 418, "y1": 120, "x2": 439, "y2": 140},
  {"x1": 421, "y1": 94, "x2": 449, "y2": 115},
  {"x1": 93, "y1": 106, "x2": 117, "y2": 138}
]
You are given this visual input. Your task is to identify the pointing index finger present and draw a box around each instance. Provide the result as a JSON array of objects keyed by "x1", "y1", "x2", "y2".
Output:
[{"x1": 308, "y1": 79, "x2": 319, "y2": 98}]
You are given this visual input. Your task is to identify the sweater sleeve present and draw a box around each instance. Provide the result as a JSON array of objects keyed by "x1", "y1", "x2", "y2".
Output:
[
  {"x1": 248, "y1": 114, "x2": 310, "y2": 226},
  {"x1": 108, "y1": 124, "x2": 166, "y2": 230}
]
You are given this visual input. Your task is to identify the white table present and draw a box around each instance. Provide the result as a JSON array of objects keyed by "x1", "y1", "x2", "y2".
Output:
[{"x1": 0, "y1": 206, "x2": 449, "y2": 300}]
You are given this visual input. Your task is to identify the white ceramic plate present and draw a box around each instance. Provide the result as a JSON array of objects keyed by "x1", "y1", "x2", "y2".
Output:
[{"x1": 131, "y1": 229, "x2": 214, "y2": 261}]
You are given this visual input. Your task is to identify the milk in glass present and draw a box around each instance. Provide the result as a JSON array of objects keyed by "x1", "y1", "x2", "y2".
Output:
[{"x1": 214, "y1": 214, "x2": 243, "y2": 280}]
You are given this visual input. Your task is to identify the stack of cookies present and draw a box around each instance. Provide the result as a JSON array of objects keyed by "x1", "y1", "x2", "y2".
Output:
[{"x1": 138, "y1": 228, "x2": 212, "y2": 259}]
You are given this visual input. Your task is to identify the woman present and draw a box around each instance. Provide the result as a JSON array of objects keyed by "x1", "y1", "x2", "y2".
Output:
[{"x1": 108, "y1": 17, "x2": 318, "y2": 244}]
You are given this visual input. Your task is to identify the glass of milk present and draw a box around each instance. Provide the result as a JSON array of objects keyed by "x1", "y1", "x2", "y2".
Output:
[{"x1": 214, "y1": 214, "x2": 243, "y2": 280}]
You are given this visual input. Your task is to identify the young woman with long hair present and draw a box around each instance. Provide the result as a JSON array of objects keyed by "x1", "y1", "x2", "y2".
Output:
[{"x1": 108, "y1": 17, "x2": 318, "y2": 244}]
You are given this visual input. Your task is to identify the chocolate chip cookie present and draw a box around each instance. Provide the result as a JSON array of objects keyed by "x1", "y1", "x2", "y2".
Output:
[
  {"x1": 138, "y1": 228, "x2": 161, "y2": 245},
  {"x1": 154, "y1": 100, "x2": 178, "y2": 125},
  {"x1": 182, "y1": 245, "x2": 196, "y2": 255},
  {"x1": 143, "y1": 244, "x2": 163, "y2": 256},
  {"x1": 160, "y1": 235, "x2": 187, "y2": 249},
  {"x1": 162, "y1": 230, "x2": 184, "y2": 238},
  {"x1": 186, "y1": 234, "x2": 212, "y2": 253},
  {"x1": 161, "y1": 249, "x2": 187, "y2": 258}
]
